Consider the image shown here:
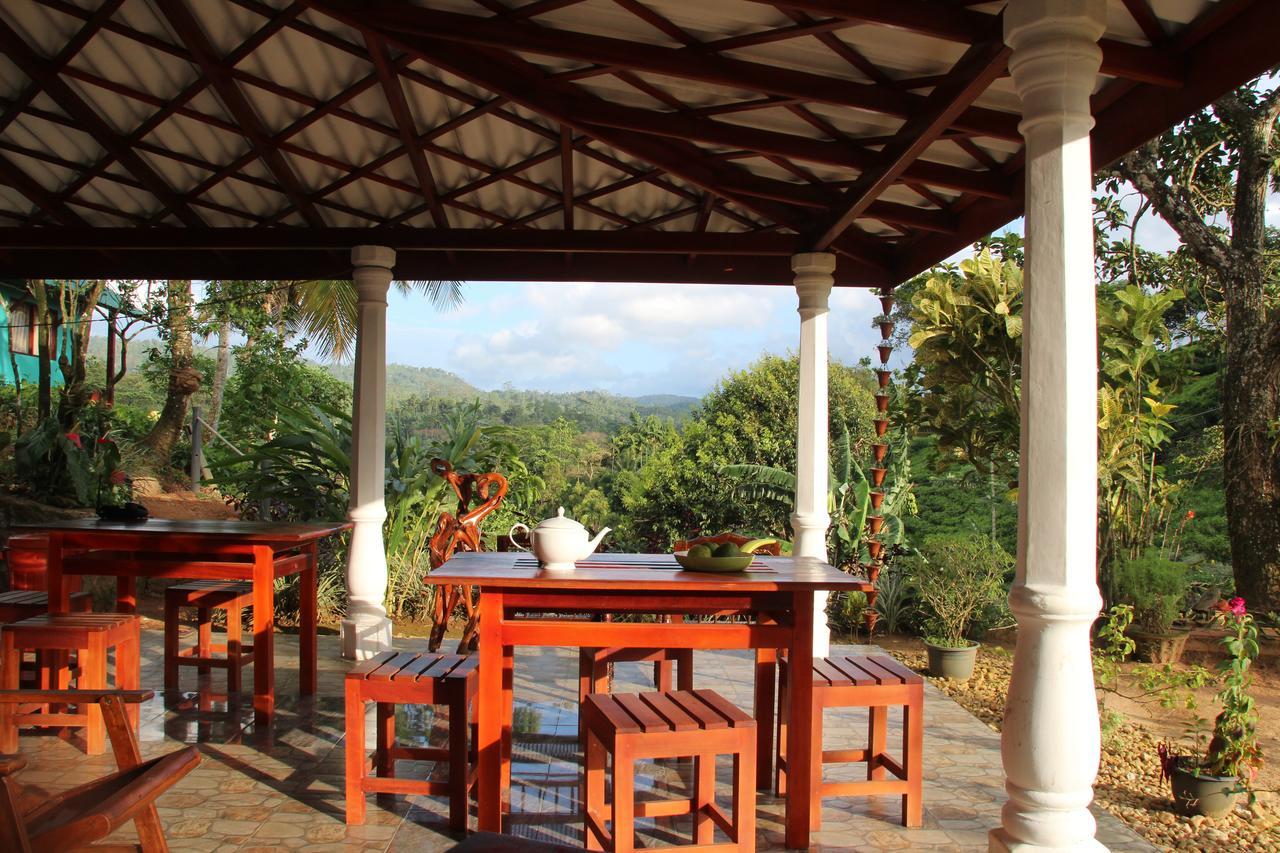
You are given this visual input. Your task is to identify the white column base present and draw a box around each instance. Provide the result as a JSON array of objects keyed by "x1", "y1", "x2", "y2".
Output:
[
  {"x1": 989, "y1": 828, "x2": 1106, "y2": 853},
  {"x1": 341, "y1": 616, "x2": 394, "y2": 660}
]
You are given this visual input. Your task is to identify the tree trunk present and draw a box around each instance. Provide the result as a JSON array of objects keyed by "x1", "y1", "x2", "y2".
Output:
[
  {"x1": 1221, "y1": 98, "x2": 1280, "y2": 611},
  {"x1": 140, "y1": 280, "x2": 200, "y2": 466},
  {"x1": 207, "y1": 318, "x2": 231, "y2": 440},
  {"x1": 56, "y1": 280, "x2": 105, "y2": 428}
]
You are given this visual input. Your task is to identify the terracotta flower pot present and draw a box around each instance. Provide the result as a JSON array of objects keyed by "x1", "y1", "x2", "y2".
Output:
[
  {"x1": 870, "y1": 467, "x2": 887, "y2": 487},
  {"x1": 866, "y1": 541, "x2": 883, "y2": 560},
  {"x1": 875, "y1": 393, "x2": 890, "y2": 413},
  {"x1": 1129, "y1": 627, "x2": 1191, "y2": 665},
  {"x1": 874, "y1": 418, "x2": 889, "y2": 437},
  {"x1": 866, "y1": 515, "x2": 884, "y2": 535},
  {"x1": 876, "y1": 369, "x2": 891, "y2": 388},
  {"x1": 872, "y1": 443, "x2": 888, "y2": 462},
  {"x1": 879, "y1": 321, "x2": 894, "y2": 339},
  {"x1": 869, "y1": 491, "x2": 885, "y2": 509},
  {"x1": 1169, "y1": 758, "x2": 1239, "y2": 818},
  {"x1": 877, "y1": 344, "x2": 893, "y2": 363},
  {"x1": 879, "y1": 295, "x2": 894, "y2": 315},
  {"x1": 925, "y1": 640, "x2": 979, "y2": 681}
]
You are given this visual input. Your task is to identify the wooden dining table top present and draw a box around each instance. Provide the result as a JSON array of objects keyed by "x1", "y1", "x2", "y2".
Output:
[
  {"x1": 426, "y1": 551, "x2": 870, "y2": 591},
  {"x1": 14, "y1": 518, "x2": 350, "y2": 544}
]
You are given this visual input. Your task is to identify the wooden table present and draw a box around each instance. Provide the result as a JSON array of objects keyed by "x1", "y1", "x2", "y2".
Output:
[
  {"x1": 16, "y1": 519, "x2": 349, "y2": 724},
  {"x1": 426, "y1": 551, "x2": 870, "y2": 850}
]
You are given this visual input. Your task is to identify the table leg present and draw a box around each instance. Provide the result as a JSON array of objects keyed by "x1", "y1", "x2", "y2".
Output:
[
  {"x1": 251, "y1": 545, "x2": 275, "y2": 725},
  {"x1": 47, "y1": 533, "x2": 68, "y2": 612},
  {"x1": 502, "y1": 643, "x2": 514, "y2": 813},
  {"x1": 476, "y1": 590, "x2": 503, "y2": 832},
  {"x1": 785, "y1": 591, "x2": 815, "y2": 850},
  {"x1": 300, "y1": 542, "x2": 318, "y2": 696},
  {"x1": 116, "y1": 576, "x2": 137, "y2": 614},
  {"x1": 754, "y1": 645, "x2": 777, "y2": 792}
]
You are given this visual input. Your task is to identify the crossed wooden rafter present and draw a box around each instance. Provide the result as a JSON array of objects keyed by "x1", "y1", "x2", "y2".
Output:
[{"x1": 0, "y1": 0, "x2": 1272, "y2": 286}]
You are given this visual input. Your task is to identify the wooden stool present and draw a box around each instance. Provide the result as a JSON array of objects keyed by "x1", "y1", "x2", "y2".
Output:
[
  {"x1": 578, "y1": 643, "x2": 693, "y2": 744},
  {"x1": 777, "y1": 654, "x2": 923, "y2": 828},
  {"x1": 583, "y1": 689, "x2": 756, "y2": 852},
  {"x1": 0, "y1": 590, "x2": 93, "y2": 623},
  {"x1": 345, "y1": 650, "x2": 478, "y2": 830},
  {"x1": 0, "y1": 613, "x2": 142, "y2": 755},
  {"x1": 164, "y1": 581, "x2": 255, "y2": 692}
]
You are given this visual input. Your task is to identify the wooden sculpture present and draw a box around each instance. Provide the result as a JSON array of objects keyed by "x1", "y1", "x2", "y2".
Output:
[
  {"x1": 427, "y1": 459, "x2": 508, "y2": 653},
  {"x1": 0, "y1": 689, "x2": 201, "y2": 852}
]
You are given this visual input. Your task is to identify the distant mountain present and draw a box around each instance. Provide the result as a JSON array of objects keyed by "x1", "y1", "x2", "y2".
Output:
[{"x1": 322, "y1": 363, "x2": 479, "y2": 401}]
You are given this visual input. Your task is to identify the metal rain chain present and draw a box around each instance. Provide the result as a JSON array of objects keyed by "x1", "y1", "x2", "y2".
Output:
[{"x1": 865, "y1": 286, "x2": 894, "y2": 635}]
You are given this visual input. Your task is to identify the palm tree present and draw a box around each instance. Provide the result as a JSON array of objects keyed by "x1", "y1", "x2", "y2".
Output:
[{"x1": 287, "y1": 279, "x2": 463, "y2": 361}]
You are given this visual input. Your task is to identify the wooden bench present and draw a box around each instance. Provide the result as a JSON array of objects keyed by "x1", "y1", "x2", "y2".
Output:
[
  {"x1": 0, "y1": 614, "x2": 141, "y2": 755},
  {"x1": 163, "y1": 581, "x2": 255, "y2": 693},
  {"x1": 345, "y1": 650, "x2": 479, "y2": 830},
  {"x1": 777, "y1": 654, "x2": 923, "y2": 828},
  {"x1": 583, "y1": 689, "x2": 755, "y2": 851}
]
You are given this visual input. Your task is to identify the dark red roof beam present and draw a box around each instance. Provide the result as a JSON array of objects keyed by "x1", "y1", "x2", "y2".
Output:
[
  {"x1": 0, "y1": 0, "x2": 123, "y2": 137},
  {"x1": 30, "y1": 0, "x2": 305, "y2": 226},
  {"x1": 0, "y1": 18, "x2": 204, "y2": 228},
  {"x1": 364, "y1": 33, "x2": 450, "y2": 229},
  {"x1": 813, "y1": 36, "x2": 1009, "y2": 249},
  {"x1": 754, "y1": 0, "x2": 1180, "y2": 86},
  {"x1": 561, "y1": 126, "x2": 575, "y2": 231},
  {"x1": 890, "y1": 0, "x2": 1278, "y2": 282},
  {"x1": 304, "y1": 0, "x2": 1022, "y2": 142},
  {"x1": 155, "y1": 0, "x2": 326, "y2": 228},
  {"x1": 0, "y1": 151, "x2": 88, "y2": 227},
  {"x1": 0, "y1": 248, "x2": 885, "y2": 287}
]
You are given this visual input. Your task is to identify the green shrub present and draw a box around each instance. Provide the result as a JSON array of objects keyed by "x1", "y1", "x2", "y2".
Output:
[
  {"x1": 1111, "y1": 550, "x2": 1188, "y2": 633},
  {"x1": 909, "y1": 534, "x2": 1012, "y2": 648}
]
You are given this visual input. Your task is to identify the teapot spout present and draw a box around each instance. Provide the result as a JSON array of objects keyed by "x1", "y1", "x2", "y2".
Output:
[{"x1": 583, "y1": 527, "x2": 611, "y2": 558}]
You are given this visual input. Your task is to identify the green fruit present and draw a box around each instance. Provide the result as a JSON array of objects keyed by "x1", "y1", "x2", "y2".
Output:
[
  {"x1": 713, "y1": 542, "x2": 741, "y2": 558},
  {"x1": 688, "y1": 544, "x2": 713, "y2": 559}
]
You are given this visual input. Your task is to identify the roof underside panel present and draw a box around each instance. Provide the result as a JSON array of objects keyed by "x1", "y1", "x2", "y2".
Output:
[{"x1": 0, "y1": 0, "x2": 1274, "y2": 285}]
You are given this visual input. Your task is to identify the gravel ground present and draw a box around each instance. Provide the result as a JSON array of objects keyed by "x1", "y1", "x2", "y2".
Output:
[{"x1": 886, "y1": 643, "x2": 1280, "y2": 852}]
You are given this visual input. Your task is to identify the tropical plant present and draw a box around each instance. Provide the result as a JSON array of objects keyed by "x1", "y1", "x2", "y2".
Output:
[
  {"x1": 1109, "y1": 550, "x2": 1190, "y2": 634},
  {"x1": 909, "y1": 534, "x2": 1012, "y2": 648},
  {"x1": 906, "y1": 249, "x2": 1023, "y2": 484},
  {"x1": 722, "y1": 425, "x2": 914, "y2": 571},
  {"x1": 1160, "y1": 598, "x2": 1263, "y2": 795},
  {"x1": 12, "y1": 414, "x2": 128, "y2": 507}
]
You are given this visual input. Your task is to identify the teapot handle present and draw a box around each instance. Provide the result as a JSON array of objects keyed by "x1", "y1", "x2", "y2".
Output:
[{"x1": 508, "y1": 522, "x2": 531, "y2": 552}]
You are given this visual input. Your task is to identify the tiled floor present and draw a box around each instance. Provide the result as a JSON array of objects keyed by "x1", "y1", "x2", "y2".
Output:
[{"x1": 7, "y1": 630, "x2": 1153, "y2": 851}]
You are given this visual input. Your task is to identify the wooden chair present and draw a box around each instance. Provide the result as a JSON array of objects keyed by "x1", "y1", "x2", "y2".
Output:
[
  {"x1": 163, "y1": 581, "x2": 255, "y2": 693},
  {"x1": 0, "y1": 614, "x2": 142, "y2": 755},
  {"x1": 776, "y1": 654, "x2": 923, "y2": 828},
  {"x1": 345, "y1": 650, "x2": 478, "y2": 830},
  {"x1": 426, "y1": 459, "x2": 509, "y2": 654},
  {"x1": 583, "y1": 689, "x2": 756, "y2": 851},
  {"x1": 0, "y1": 689, "x2": 201, "y2": 853}
]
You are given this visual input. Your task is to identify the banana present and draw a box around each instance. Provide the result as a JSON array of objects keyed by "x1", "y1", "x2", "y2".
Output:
[{"x1": 739, "y1": 538, "x2": 778, "y2": 555}]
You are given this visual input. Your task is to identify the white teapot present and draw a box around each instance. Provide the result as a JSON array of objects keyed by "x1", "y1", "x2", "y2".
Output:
[{"x1": 509, "y1": 507, "x2": 610, "y2": 572}]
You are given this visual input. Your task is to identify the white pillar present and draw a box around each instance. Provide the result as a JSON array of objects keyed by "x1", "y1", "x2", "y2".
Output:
[
  {"x1": 792, "y1": 252, "x2": 835, "y2": 656},
  {"x1": 341, "y1": 245, "x2": 396, "y2": 660},
  {"x1": 992, "y1": 2, "x2": 1106, "y2": 851}
]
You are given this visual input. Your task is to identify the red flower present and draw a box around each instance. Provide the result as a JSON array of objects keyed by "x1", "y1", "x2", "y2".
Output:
[
  {"x1": 1229, "y1": 597, "x2": 1247, "y2": 617},
  {"x1": 97, "y1": 436, "x2": 115, "y2": 446},
  {"x1": 65, "y1": 432, "x2": 82, "y2": 449},
  {"x1": 1184, "y1": 509, "x2": 1195, "y2": 520},
  {"x1": 109, "y1": 470, "x2": 126, "y2": 485}
]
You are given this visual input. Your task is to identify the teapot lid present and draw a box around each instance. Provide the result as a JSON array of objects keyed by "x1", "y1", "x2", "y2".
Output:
[{"x1": 534, "y1": 507, "x2": 585, "y2": 532}]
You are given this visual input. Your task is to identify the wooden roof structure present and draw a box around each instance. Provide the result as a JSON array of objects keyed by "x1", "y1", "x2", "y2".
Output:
[{"x1": 0, "y1": 0, "x2": 1276, "y2": 287}]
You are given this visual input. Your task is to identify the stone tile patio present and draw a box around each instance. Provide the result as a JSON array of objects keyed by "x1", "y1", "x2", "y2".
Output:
[{"x1": 8, "y1": 629, "x2": 1153, "y2": 851}]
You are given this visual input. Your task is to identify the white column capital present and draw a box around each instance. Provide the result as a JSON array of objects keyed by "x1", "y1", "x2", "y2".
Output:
[
  {"x1": 352, "y1": 246, "x2": 395, "y2": 305},
  {"x1": 351, "y1": 244, "x2": 396, "y2": 270},
  {"x1": 792, "y1": 252, "x2": 834, "y2": 316},
  {"x1": 1005, "y1": 0, "x2": 1106, "y2": 137}
]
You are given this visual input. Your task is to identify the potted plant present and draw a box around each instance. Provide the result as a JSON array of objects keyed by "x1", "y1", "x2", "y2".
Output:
[
  {"x1": 1159, "y1": 597, "x2": 1262, "y2": 818},
  {"x1": 1112, "y1": 550, "x2": 1191, "y2": 664},
  {"x1": 910, "y1": 534, "x2": 1011, "y2": 681}
]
